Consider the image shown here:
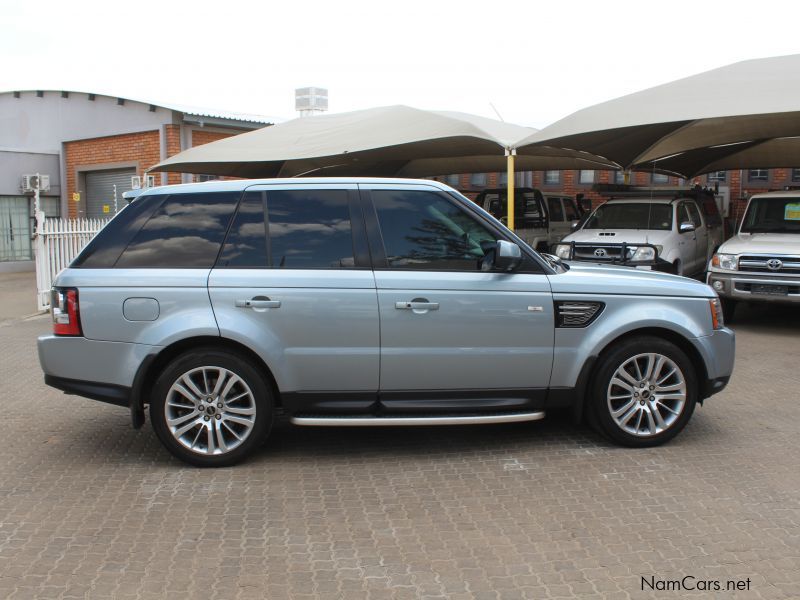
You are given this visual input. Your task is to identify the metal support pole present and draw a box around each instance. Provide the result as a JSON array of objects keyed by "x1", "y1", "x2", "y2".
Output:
[{"x1": 506, "y1": 149, "x2": 516, "y2": 231}]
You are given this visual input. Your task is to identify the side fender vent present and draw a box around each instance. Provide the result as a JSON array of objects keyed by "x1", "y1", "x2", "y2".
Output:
[{"x1": 555, "y1": 301, "x2": 604, "y2": 328}]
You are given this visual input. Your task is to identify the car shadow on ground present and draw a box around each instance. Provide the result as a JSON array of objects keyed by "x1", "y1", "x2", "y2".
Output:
[{"x1": 728, "y1": 301, "x2": 800, "y2": 334}]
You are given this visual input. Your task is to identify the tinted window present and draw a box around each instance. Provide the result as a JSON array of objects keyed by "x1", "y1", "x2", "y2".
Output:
[
  {"x1": 217, "y1": 192, "x2": 267, "y2": 268},
  {"x1": 547, "y1": 197, "x2": 564, "y2": 222},
  {"x1": 267, "y1": 190, "x2": 354, "y2": 269},
  {"x1": 373, "y1": 190, "x2": 498, "y2": 270},
  {"x1": 72, "y1": 194, "x2": 167, "y2": 268},
  {"x1": 686, "y1": 202, "x2": 703, "y2": 228},
  {"x1": 116, "y1": 192, "x2": 239, "y2": 268},
  {"x1": 741, "y1": 196, "x2": 800, "y2": 233},
  {"x1": 563, "y1": 199, "x2": 579, "y2": 220}
]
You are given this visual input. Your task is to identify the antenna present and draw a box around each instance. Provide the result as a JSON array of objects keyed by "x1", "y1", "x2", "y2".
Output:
[{"x1": 489, "y1": 102, "x2": 505, "y2": 122}]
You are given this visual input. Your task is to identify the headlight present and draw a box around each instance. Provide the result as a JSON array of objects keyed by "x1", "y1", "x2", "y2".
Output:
[
  {"x1": 631, "y1": 246, "x2": 656, "y2": 262},
  {"x1": 554, "y1": 244, "x2": 572, "y2": 259},
  {"x1": 711, "y1": 253, "x2": 737, "y2": 270}
]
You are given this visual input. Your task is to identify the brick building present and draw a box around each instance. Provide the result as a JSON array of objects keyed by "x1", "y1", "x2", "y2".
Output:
[{"x1": 0, "y1": 90, "x2": 274, "y2": 271}]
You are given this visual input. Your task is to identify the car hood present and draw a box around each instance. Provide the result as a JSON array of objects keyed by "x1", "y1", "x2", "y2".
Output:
[
  {"x1": 719, "y1": 233, "x2": 800, "y2": 255},
  {"x1": 562, "y1": 229, "x2": 672, "y2": 245},
  {"x1": 549, "y1": 262, "x2": 713, "y2": 298}
]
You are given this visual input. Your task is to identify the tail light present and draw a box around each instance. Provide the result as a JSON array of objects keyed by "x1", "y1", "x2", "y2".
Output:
[{"x1": 51, "y1": 288, "x2": 83, "y2": 336}]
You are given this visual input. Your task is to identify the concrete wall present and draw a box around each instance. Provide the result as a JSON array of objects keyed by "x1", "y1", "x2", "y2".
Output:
[
  {"x1": 0, "y1": 150, "x2": 60, "y2": 197},
  {"x1": 0, "y1": 91, "x2": 172, "y2": 154}
]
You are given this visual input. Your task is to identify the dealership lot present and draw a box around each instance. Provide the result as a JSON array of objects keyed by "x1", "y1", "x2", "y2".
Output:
[{"x1": 0, "y1": 308, "x2": 798, "y2": 599}]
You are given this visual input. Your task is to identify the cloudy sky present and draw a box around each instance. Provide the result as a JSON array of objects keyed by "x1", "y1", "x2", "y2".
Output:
[{"x1": 1, "y1": 0, "x2": 799, "y2": 128}]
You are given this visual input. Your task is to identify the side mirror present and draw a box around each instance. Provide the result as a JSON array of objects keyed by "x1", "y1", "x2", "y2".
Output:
[
  {"x1": 570, "y1": 220, "x2": 580, "y2": 232},
  {"x1": 493, "y1": 240, "x2": 522, "y2": 272},
  {"x1": 679, "y1": 222, "x2": 696, "y2": 234}
]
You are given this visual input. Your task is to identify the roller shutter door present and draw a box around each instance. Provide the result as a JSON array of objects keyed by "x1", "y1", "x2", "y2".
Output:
[{"x1": 85, "y1": 169, "x2": 136, "y2": 218}]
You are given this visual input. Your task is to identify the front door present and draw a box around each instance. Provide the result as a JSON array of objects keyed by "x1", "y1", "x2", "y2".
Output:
[
  {"x1": 676, "y1": 202, "x2": 697, "y2": 274},
  {"x1": 363, "y1": 184, "x2": 554, "y2": 412},
  {"x1": 686, "y1": 201, "x2": 709, "y2": 269},
  {"x1": 208, "y1": 185, "x2": 379, "y2": 413}
]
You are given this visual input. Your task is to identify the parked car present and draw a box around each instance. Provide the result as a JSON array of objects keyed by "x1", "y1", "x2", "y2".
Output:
[
  {"x1": 38, "y1": 178, "x2": 734, "y2": 466},
  {"x1": 554, "y1": 197, "x2": 713, "y2": 276},
  {"x1": 476, "y1": 187, "x2": 581, "y2": 251},
  {"x1": 707, "y1": 191, "x2": 800, "y2": 321}
]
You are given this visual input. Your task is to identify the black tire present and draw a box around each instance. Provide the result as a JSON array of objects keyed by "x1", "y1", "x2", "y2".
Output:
[
  {"x1": 150, "y1": 348, "x2": 273, "y2": 467},
  {"x1": 589, "y1": 336, "x2": 697, "y2": 447},
  {"x1": 720, "y1": 298, "x2": 737, "y2": 324}
]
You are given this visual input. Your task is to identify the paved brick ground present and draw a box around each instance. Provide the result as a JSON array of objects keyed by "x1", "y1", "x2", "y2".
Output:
[{"x1": 0, "y1": 306, "x2": 798, "y2": 599}]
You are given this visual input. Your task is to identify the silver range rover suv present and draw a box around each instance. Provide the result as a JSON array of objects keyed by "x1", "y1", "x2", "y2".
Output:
[{"x1": 38, "y1": 179, "x2": 735, "y2": 467}]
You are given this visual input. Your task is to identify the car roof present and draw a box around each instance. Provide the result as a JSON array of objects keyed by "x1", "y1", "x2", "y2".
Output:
[
  {"x1": 748, "y1": 190, "x2": 800, "y2": 199},
  {"x1": 133, "y1": 177, "x2": 452, "y2": 196}
]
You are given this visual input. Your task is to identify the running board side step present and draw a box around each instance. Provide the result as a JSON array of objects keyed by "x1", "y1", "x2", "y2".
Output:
[{"x1": 290, "y1": 411, "x2": 546, "y2": 427}]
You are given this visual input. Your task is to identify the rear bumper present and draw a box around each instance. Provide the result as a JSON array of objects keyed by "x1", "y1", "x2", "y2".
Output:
[
  {"x1": 38, "y1": 334, "x2": 159, "y2": 406},
  {"x1": 44, "y1": 374, "x2": 131, "y2": 407}
]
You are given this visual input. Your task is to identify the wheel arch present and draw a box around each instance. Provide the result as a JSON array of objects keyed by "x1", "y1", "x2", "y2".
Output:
[
  {"x1": 573, "y1": 326, "x2": 708, "y2": 424},
  {"x1": 130, "y1": 336, "x2": 282, "y2": 428}
]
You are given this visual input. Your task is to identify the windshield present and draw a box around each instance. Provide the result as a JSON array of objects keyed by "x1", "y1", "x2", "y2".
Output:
[
  {"x1": 740, "y1": 197, "x2": 800, "y2": 233},
  {"x1": 583, "y1": 203, "x2": 673, "y2": 231}
]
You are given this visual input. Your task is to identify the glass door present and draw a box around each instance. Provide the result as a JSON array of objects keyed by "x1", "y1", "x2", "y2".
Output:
[{"x1": 0, "y1": 197, "x2": 33, "y2": 262}]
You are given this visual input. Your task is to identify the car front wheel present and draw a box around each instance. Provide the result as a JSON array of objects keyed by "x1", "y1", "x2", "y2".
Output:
[
  {"x1": 150, "y1": 348, "x2": 273, "y2": 467},
  {"x1": 590, "y1": 336, "x2": 697, "y2": 447}
]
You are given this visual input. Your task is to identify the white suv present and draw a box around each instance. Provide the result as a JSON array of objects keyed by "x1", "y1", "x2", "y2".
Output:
[
  {"x1": 555, "y1": 197, "x2": 712, "y2": 276},
  {"x1": 708, "y1": 191, "x2": 800, "y2": 320}
]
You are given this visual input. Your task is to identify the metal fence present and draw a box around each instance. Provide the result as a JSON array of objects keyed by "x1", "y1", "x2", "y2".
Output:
[{"x1": 34, "y1": 218, "x2": 110, "y2": 310}]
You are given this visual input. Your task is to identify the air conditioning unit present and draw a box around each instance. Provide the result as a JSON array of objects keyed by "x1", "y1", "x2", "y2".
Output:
[
  {"x1": 145, "y1": 175, "x2": 155, "y2": 188},
  {"x1": 21, "y1": 174, "x2": 51, "y2": 193},
  {"x1": 131, "y1": 175, "x2": 142, "y2": 189}
]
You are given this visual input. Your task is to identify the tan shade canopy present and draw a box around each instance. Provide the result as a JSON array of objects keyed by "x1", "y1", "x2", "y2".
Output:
[
  {"x1": 151, "y1": 104, "x2": 618, "y2": 178},
  {"x1": 517, "y1": 54, "x2": 800, "y2": 177}
]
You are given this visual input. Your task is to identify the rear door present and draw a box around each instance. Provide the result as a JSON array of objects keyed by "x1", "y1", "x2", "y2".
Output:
[
  {"x1": 208, "y1": 184, "x2": 379, "y2": 413},
  {"x1": 363, "y1": 183, "x2": 554, "y2": 413}
]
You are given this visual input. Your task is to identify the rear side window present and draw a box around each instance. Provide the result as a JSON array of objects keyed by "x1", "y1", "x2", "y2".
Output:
[
  {"x1": 218, "y1": 189, "x2": 356, "y2": 269},
  {"x1": 701, "y1": 197, "x2": 722, "y2": 227},
  {"x1": 116, "y1": 192, "x2": 239, "y2": 268},
  {"x1": 372, "y1": 190, "x2": 499, "y2": 271},
  {"x1": 71, "y1": 194, "x2": 167, "y2": 268},
  {"x1": 267, "y1": 190, "x2": 355, "y2": 268},
  {"x1": 563, "y1": 199, "x2": 579, "y2": 220},
  {"x1": 686, "y1": 202, "x2": 703, "y2": 228},
  {"x1": 547, "y1": 197, "x2": 564, "y2": 222}
]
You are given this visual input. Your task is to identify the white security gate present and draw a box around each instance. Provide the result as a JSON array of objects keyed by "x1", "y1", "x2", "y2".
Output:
[{"x1": 34, "y1": 218, "x2": 110, "y2": 310}]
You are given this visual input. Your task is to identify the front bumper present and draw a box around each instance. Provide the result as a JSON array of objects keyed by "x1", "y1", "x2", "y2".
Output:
[
  {"x1": 707, "y1": 271, "x2": 800, "y2": 303},
  {"x1": 692, "y1": 327, "x2": 736, "y2": 400}
]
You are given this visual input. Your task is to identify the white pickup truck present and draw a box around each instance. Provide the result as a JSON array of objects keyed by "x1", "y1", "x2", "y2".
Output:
[
  {"x1": 707, "y1": 191, "x2": 800, "y2": 320},
  {"x1": 554, "y1": 197, "x2": 723, "y2": 276}
]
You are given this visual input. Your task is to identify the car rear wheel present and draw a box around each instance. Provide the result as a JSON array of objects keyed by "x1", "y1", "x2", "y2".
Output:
[
  {"x1": 150, "y1": 348, "x2": 273, "y2": 467},
  {"x1": 590, "y1": 336, "x2": 697, "y2": 447}
]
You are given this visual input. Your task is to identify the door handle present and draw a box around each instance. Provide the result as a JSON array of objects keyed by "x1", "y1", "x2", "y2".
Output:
[
  {"x1": 236, "y1": 298, "x2": 281, "y2": 309},
  {"x1": 395, "y1": 301, "x2": 439, "y2": 311}
]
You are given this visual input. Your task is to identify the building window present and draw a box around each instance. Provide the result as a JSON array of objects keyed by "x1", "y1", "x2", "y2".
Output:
[
  {"x1": 543, "y1": 170, "x2": 560, "y2": 185},
  {"x1": 652, "y1": 173, "x2": 670, "y2": 184},
  {"x1": 470, "y1": 173, "x2": 487, "y2": 187},
  {"x1": 614, "y1": 171, "x2": 626, "y2": 184},
  {"x1": 748, "y1": 169, "x2": 769, "y2": 182},
  {"x1": 792, "y1": 169, "x2": 800, "y2": 182},
  {"x1": 578, "y1": 170, "x2": 595, "y2": 184},
  {"x1": 707, "y1": 171, "x2": 726, "y2": 183},
  {"x1": 445, "y1": 174, "x2": 460, "y2": 187},
  {"x1": 195, "y1": 174, "x2": 218, "y2": 182},
  {"x1": 498, "y1": 172, "x2": 508, "y2": 185}
]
